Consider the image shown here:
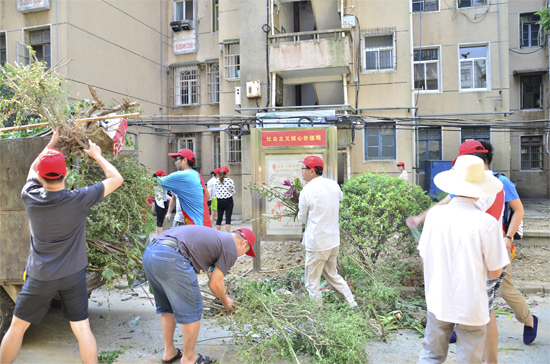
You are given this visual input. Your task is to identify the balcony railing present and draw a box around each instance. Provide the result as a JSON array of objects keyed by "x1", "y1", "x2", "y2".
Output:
[{"x1": 268, "y1": 28, "x2": 352, "y2": 77}]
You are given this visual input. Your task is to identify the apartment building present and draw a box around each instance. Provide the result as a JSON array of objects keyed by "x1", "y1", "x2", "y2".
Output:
[{"x1": 1, "y1": 0, "x2": 548, "y2": 221}]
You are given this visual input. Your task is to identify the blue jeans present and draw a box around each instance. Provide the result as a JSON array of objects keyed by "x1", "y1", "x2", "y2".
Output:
[{"x1": 142, "y1": 239, "x2": 203, "y2": 324}]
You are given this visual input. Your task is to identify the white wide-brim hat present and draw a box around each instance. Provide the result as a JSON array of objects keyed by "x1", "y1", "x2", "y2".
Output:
[{"x1": 434, "y1": 155, "x2": 503, "y2": 197}]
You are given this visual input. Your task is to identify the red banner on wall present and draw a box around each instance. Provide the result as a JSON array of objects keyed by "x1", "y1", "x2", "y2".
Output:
[{"x1": 261, "y1": 129, "x2": 327, "y2": 147}]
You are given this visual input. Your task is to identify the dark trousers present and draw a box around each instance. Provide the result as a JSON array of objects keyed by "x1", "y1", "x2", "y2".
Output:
[{"x1": 216, "y1": 197, "x2": 233, "y2": 225}]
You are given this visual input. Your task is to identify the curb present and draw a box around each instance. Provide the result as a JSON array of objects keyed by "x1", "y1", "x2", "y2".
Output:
[{"x1": 516, "y1": 285, "x2": 550, "y2": 295}]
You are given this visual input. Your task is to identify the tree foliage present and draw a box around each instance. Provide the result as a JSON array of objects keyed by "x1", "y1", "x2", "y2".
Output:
[
  {"x1": 536, "y1": 7, "x2": 550, "y2": 32},
  {"x1": 340, "y1": 173, "x2": 433, "y2": 263},
  {"x1": 82, "y1": 154, "x2": 156, "y2": 289}
]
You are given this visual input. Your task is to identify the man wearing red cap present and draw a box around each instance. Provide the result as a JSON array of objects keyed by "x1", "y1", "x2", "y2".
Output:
[
  {"x1": 142, "y1": 225, "x2": 256, "y2": 364},
  {"x1": 160, "y1": 148, "x2": 212, "y2": 228},
  {"x1": 297, "y1": 156, "x2": 357, "y2": 307},
  {"x1": 0, "y1": 128, "x2": 124, "y2": 364}
]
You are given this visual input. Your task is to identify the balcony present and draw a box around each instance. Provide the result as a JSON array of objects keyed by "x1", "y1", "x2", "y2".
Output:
[{"x1": 269, "y1": 28, "x2": 352, "y2": 84}]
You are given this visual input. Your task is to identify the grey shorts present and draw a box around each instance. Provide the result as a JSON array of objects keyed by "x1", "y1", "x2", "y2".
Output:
[
  {"x1": 486, "y1": 266, "x2": 507, "y2": 313},
  {"x1": 14, "y1": 268, "x2": 89, "y2": 324}
]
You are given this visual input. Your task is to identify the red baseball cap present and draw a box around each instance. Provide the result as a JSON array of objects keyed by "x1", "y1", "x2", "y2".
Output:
[
  {"x1": 235, "y1": 228, "x2": 257, "y2": 258},
  {"x1": 221, "y1": 166, "x2": 229, "y2": 173},
  {"x1": 303, "y1": 156, "x2": 324, "y2": 173},
  {"x1": 155, "y1": 169, "x2": 167, "y2": 176},
  {"x1": 37, "y1": 148, "x2": 67, "y2": 179},
  {"x1": 451, "y1": 140, "x2": 488, "y2": 164},
  {"x1": 168, "y1": 148, "x2": 195, "y2": 163},
  {"x1": 214, "y1": 168, "x2": 221, "y2": 174},
  {"x1": 397, "y1": 162, "x2": 405, "y2": 166}
]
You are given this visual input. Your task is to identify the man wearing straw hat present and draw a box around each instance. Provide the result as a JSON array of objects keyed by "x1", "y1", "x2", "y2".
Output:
[{"x1": 417, "y1": 155, "x2": 509, "y2": 364}]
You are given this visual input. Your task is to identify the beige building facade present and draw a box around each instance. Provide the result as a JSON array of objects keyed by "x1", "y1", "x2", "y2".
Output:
[{"x1": 2, "y1": 0, "x2": 548, "y2": 221}]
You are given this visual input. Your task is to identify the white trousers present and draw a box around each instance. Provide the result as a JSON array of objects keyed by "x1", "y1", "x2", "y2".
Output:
[{"x1": 304, "y1": 245, "x2": 355, "y2": 305}]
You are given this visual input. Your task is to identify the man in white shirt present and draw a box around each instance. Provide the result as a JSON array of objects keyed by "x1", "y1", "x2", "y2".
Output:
[
  {"x1": 297, "y1": 156, "x2": 356, "y2": 308},
  {"x1": 207, "y1": 169, "x2": 219, "y2": 223},
  {"x1": 417, "y1": 155, "x2": 509, "y2": 364}
]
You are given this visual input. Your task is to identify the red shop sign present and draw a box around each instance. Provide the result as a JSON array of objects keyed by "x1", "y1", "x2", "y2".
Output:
[{"x1": 261, "y1": 129, "x2": 327, "y2": 147}]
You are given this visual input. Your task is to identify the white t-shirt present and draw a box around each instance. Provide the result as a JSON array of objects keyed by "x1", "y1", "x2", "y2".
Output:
[
  {"x1": 298, "y1": 176, "x2": 342, "y2": 251},
  {"x1": 207, "y1": 177, "x2": 217, "y2": 200},
  {"x1": 418, "y1": 197, "x2": 510, "y2": 326},
  {"x1": 399, "y1": 170, "x2": 409, "y2": 181}
]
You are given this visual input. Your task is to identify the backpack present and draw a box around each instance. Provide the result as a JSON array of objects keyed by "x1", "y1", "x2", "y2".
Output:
[{"x1": 494, "y1": 173, "x2": 523, "y2": 240}]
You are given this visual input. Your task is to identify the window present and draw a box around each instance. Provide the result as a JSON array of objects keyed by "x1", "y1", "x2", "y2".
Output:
[
  {"x1": 207, "y1": 63, "x2": 219, "y2": 104},
  {"x1": 214, "y1": 135, "x2": 221, "y2": 168},
  {"x1": 414, "y1": 48, "x2": 440, "y2": 92},
  {"x1": 461, "y1": 127, "x2": 490, "y2": 144},
  {"x1": 412, "y1": 0, "x2": 438, "y2": 12},
  {"x1": 224, "y1": 43, "x2": 240, "y2": 80},
  {"x1": 364, "y1": 123, "x2": 396, "y2": 160},
  {"x1": 459, "y1": 45, "x2": 488, "y2": 90},
  {"x1": 417, "y1": 127, "x2": 441, "y2": 172},
  {"x1": 362, "y1": 33, "x2": 395, "y2": 71},
  {"x1": 29, "y1": 28, "x2": 51, "y2": 68},
  {"x1": 520, "y1": 75, "x2": 543, "y2": 109},
  {"x1": 173, "y1": 65, "x2": 199, "y2": 106},
  {"x1": 457, "y1": 0, "x2": 487, "y2": 8},
  {"x1": 227, "y1": 136, "x2": 242, "y2": 164},
  {"x1": 213, "y1": 0, "x2": 219, "y2": 32},
  {"x1": 178, "y1": 134, "x2": 201, "y2": 167},
  {"x1": 178, "y1": 136, "x2": 195, "y2": 152},
  {"x1": 174, "y1": 0, "x2": 194, "y2": 22},
  {"x1": 521, "y1": 13, "x2": 541, "y2": 48},
  {"x1": 0, "y1": 33, "x2": 6, "y2": 66},
  {"x1": 521, "y1": 135, "x2": 543, "y2": 170}
]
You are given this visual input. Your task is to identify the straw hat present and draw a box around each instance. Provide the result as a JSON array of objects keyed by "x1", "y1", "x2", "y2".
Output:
[{"x1": 434, "y1": 155, "x2": 503, "y2": 197}]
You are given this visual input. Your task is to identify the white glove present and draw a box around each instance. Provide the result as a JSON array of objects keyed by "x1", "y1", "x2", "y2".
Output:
[{"x1": 165, "y1": 212, "x2": 174, "y2": 223}]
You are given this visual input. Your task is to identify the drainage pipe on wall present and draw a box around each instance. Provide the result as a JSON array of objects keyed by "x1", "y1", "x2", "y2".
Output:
[{"x1": 408, "y1": 0, "x2": 417, "y2": 185}]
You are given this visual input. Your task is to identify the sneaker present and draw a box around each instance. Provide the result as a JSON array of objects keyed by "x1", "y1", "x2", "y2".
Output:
[
  {"x1": 133, "y1": 279, "x2": 147, "y2": 288},
  {"x1": 523, "y1": 315, "x2": 538, "y2": 344},
  {"x1": 449, "y1": 331, "x2": 457, "y2": 343}
]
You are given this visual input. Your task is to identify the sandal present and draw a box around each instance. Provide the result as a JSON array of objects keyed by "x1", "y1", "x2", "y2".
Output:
[
  {"x1": 194, "y1": 353, "x2": 217, "y2": 364},
  {"x1": 161, "y1": 348, "x2": 182, "y2": 364}
]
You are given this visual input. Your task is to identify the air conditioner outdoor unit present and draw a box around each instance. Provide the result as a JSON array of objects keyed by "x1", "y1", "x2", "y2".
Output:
[{"x1": 170, "y1": 20, "x2": 192, "y2": 32}]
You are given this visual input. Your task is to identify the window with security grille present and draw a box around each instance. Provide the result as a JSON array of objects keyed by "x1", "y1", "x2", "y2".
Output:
[
  {"x1": 226, "y1": 136, "x2": 242, "y2": 164},
  {"x1": 412, "y1": 0, "x2": 438, "y2": 12},
  {"x1": 207, "y1": 63, "x2": 220, "y2": 104},
  {"x1": 362, "y1": 34, "x2": 395, "y2": 71},
  {"x1": 417, "y1": 127, "x2": 441, "y2": 172},
  {"x1": 174, "y1": 65, "x2": 199, "y2": 106},
  {"x1": 520, "y1": 75, "x2": 543, "y2": 109},
  {"x1": 0, "y1": 33, "x2": 6, "y2": 66},
  {"x1": 414, "y1": 48, "x2": 440, "y2": 92},
  {"x1": 457, "y1": 0, "x2": 486, "y2": 8},
  {"x1": 461, "y1": 127, "x2": 490, "y2": 144},
  {"x1": 224, "y1": 43, "x2": 240, "y2": 80},
  {"x1": 29, "y1": 28, "x2": 51, "y2": 68},
  {"x1": 364, "y1": 123, "x2": 396, "y2": 160},
  {"x1": 459, "y1": 45, "x2": 488, "y2": 90},
  {"x1": 521, "y1": 13, "x2": 540, "y2": 48},
  {"x1": 521, "y1": 135, "x2": 543, "y2": 170}
]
